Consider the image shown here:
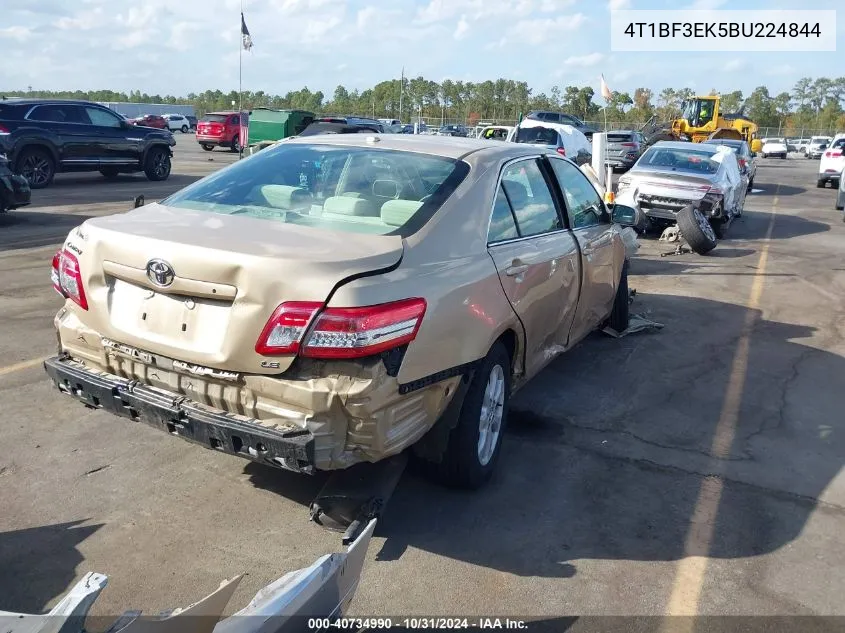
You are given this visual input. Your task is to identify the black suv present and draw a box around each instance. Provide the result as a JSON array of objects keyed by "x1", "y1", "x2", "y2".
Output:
[{"x1": 0, "y1": 98, "x2": 176, "y2": 189}]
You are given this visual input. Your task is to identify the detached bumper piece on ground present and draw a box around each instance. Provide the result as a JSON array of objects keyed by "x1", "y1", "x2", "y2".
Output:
[{"x1": 0, "y1": 518, "x2": 377, "y2": 633}]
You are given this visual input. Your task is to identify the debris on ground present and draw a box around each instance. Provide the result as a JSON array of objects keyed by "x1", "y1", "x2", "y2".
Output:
[{"x1": 603, "y1": 314, "x2": 664, "y2": 338}]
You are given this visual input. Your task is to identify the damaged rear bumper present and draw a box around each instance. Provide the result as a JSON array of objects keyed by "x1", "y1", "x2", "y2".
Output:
[{"x1": 44, "y1": 355, "x2": 317, "y2": 473}]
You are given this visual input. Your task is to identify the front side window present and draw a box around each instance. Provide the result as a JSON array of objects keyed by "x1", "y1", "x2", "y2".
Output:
[
  {"x1": 548, "y1": 158, "x2": 605, "y2": 228},
  {"x1": 162, "y1": 144, "x2": 469, "y2": 237},
  {"x1": 85, "y1": 107, "x2": 123, "y2": 128}
]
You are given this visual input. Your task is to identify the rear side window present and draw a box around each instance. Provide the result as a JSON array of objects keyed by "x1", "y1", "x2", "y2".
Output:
[
  {"x1": 162, "y1": 144, "x2": 469, "y2": 237},
  {"x1": 26, "y1": 104, "x2": 87, "y2": 123},
  {"x1": 229, "y1": 115, "x2": 240, "y2": 125},
  {"x1": 515, "y1": 127, "x2": 559, "y2": 146},
  {"x1": 832, "y1": 138, "x2": 845, "y2": 150},
  {"x1": 490, "y1": 160, "x2": 562, "y2": 239}
]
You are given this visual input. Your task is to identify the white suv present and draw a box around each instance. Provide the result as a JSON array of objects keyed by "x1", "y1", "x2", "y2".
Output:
[
  {"x1": 818, "y1": 134, "x2": 845, "y2": 188},
  {"x1": 807, "y1": 136, "x2": 832, "y2": 159},
  {"x1": 164, "y1": 114, "x2": 191, "y2": 133}
]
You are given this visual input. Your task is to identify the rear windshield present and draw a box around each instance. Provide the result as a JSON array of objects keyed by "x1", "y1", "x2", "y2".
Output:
[
  {"x1": 514, "y1": 126, "x2": 558, "y2": 145},
  {"x1": 202, "y1": 114, "x2": 229, "y2": 123},
  {"x1": 607, "y1": 133, "x2": 633, "y2": 142},
  {"x1": 162, "y1": 144, "x2": 469, "y2": 237},
  {"x1": 640, "y1": 147, "x2": 719, "y2": 174}
]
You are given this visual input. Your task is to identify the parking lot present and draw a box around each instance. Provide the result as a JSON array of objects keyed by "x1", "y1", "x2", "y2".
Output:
[{"x1": 1, "y1": 136, "x2": 844, "y2": 620}]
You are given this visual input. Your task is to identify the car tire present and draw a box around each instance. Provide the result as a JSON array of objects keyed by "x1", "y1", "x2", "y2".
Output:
[
  {"x1": 817, "y1": 179, "x2": 826, "y2": 188},
  {"x1": 606, "y1": 260, "x2": 630, "y2": 333},
  {"x1": 710, "y1": 219, "x2": 726, "y2": 239},
  {"x1": 15, "y1": 147, "x2": 55, "y2": 189},
  {"x1": 144, "y1": 146, "x2": 171, "y2": 181},
  {"x1": 677, "y1": 206, "x2": 717, "y2": 255},
  {"x1": 99, "y1": 167, "x2": 120, "y2": 180},
  {"x1": 429, "y1": 341, "x2": 511, "y2": 489},
  {"x1": 761, "y1": 153, "x2": 767, "y2": 159},
  {"x1": 201, "y1": 144, "x2": 214, "y2": 151},
  {"x1": 231, "y1": 135, "x2": 240, "y2": 152},
  {"x1": 181, "y1": 125, "x2": 189, "y2": 133}
]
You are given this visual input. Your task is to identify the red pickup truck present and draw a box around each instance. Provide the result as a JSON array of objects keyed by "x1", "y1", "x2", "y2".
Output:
[{"x1": 196, "y1": 111, "x2": 246, "y2": 152}]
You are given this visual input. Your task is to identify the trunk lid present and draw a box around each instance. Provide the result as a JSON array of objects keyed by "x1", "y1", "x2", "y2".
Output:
[
  {"x1": 629, "y1": 169, "x2": 715, "y2": 201},
  {"x1": 66, "y1": 203, "x2": 404, "y2": 374},
  {"x1": 606, "y1": 133, "x2": 636, "y2": 157}
]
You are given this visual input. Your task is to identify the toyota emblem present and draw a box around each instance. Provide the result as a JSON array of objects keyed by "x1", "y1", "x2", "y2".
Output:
[{"x1": 146, "y1": 259, "x2": 175, "y2": 287}]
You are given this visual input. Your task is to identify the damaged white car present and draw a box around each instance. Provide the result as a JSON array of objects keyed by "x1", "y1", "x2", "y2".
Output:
[{"x1": 615, "y1": 141, "x2": 748, "y2": 254}]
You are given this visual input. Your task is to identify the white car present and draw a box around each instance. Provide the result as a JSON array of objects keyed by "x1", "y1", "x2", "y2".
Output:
[
  {"x1": 795, "y1": 138, "x2": 811, "y2": 153},
  {"x1": 164, "y1": 114, "x2": 192, "y2": 133},
  {"x1": 807, "y1": 136, "x2": 832, "y2": 159},
  {"x1": 760, "y1": 138, "x2": 787, "y2": 159},
  {"x1": 507, "y1": 119, "x2": 592, "y2": 165},
  {"x1": 817, "y1": 134, "x2": 845, "y2": 188}
]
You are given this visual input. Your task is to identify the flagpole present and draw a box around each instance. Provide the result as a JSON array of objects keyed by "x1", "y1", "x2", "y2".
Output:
[{"x1": 238, "y1": 0, "x2": 243, "y2": 158}]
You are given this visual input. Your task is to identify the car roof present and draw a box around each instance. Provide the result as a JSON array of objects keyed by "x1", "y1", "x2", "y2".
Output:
[
  {"x1": 280, "y1": 132, "x2": 547, "y2": 160},
  {"x1": 0, "y1": 98, "x2": 99, "y2": 106}
]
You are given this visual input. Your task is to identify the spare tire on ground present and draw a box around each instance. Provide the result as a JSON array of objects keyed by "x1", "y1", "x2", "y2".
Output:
[{"x1": 677, "y1": 205, "x2": 717, "y2": 255}]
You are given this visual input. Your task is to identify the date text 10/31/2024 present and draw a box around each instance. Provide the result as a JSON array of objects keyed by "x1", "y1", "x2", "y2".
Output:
[{"x1": 307, "y1": 617, "x2": 529, "y2": 629}]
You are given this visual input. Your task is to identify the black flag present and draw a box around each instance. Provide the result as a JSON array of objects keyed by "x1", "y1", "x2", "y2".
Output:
[{"x1": 241, "y1": 13, "x2": 253, "y2": 51}]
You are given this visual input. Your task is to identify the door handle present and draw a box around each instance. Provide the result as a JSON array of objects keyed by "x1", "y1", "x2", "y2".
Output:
[
  {"x1": 505, "y1": 263, "x2": 529, "y2": 276},
  {"x1": 581, "y1": 246, "x2": 594, "y2": 256}
]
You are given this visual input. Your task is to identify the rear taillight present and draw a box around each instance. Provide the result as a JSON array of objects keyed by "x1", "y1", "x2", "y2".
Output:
[
  {"x1": 255, "y1": 298, "x2": 427, "y2": 359},
  {"x1": 556, "y1": 147, "x2": 566, "y2": 156},
  {"x1": 826, "y1": 150, "x2": 842, "y2": 157},
  {"x1": 738, "y1": 158, "x2": 747, "y2": 168},
  {"x1": 52, "y1": 249, "x2": 88, "y2": 310},
  {"x1": 51, "y1": 252, "x2": 64, "y2": 296},
  {"x1": 0, "y1": 124, "x2": 9, "y2": 135},
  {"x1": 621, "y1": 142, "x2": 636, "y2": 147}
]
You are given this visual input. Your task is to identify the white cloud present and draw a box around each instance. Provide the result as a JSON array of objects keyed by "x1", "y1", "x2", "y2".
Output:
[
  {"x1": 608, "y1": 0, "x2": 631, "y2": 9},
  {"x1": 116, "y1": 5, "x2": 157, "y2": 29},
  {"x1": 416, "y1": 0, "x2": 534, "y2": 24},
  {"x1": 302, "y1": 14, "x2": 343, "y2": 43},
  {"x1": 686, "y1": 0, "x2": 726, "y2": 7},
  {"x1": 0, "y1": 25, "x2": 32, "y2": 41},
  {"x1": 454, "y1": 15, "x2": 469, "y2": 40},
  {"x1": 564, "y1": 52, "x2": 605, "y2": 67},
  {"x1": 498, "y1": 13, "x2": 586, "y2": 46},
  {"x1": 357, "y1": 6, "x2": 377, "y2": 29},
  {"x1": 724, "y1": 58, "x2": 747, "y2": 72},
  {"x1": 54, "y1": 7, "x2": 106, "y2": 30},
  {"x1": 168, "y1": 22, "x2": 201, "y2": 51},
  {"x1": 540, "y1": 0, "x2": 575, "y2": 10}
]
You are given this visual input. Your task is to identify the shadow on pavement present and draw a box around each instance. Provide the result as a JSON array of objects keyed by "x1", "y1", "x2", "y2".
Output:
[
  {"x1": 0, "y1": 520, "x2": 103, "y2": 613},
  {"x1": 251, "y1": 292, "x2": 840, "y2": 580},
  {"x1": 0, "y1": 210, "x2": 93, "y2": 252},
  {"x1": 26, "y1": 174, "x2": 203, "y2": 209}
]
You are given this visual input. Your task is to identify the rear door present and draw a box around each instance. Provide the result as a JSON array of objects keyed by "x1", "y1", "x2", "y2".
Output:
[
  {"x1": 486, "y1": 158, "x2": 581, "y2": 379},
  {"x1": 25, "y1": 104, "x2": 99, "y2": 166},
  {"x1": 546, "y1": 156, "x2": 620, "y2": 344}
]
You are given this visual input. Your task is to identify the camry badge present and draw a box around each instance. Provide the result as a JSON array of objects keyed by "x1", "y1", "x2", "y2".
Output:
[{"x1": 146, "y1": 259, "x2": 175, "y2": 287}]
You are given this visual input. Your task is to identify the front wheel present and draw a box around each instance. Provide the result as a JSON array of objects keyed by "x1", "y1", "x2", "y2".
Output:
[
  {"x1": 428, "y1": 342, "x2": 511, "y2": 489},
  {"x1": 817, "y1": 179, "x2": 826, "y2": 188},
  {"x1": 144, "y1": 146, "x2": 171, "y2": 181},
  {"x1": 606, "y1": 260, "x2": 630, "y2": 333},
  {"x1": 201, "y1": 144, "x2": 214, "y2": 151},
  {"x1": 677, "y1": 206, "x2": 717, "y2": 255}
]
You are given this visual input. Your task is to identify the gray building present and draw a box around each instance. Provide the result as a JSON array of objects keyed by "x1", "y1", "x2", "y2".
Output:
[{"x1": 98, "y1": 102, "x2": 195, "y2": 118}]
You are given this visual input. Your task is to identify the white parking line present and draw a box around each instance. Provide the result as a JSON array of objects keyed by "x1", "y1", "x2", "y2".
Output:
[{"x1": 0, "y1": 357, "x2": 48, "y2": 378}]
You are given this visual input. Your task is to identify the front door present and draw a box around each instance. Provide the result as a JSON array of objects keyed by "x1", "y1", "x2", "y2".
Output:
[
  {"x1": 84, "y1": 105, "x2": 140, "y2": 167},
  {"x1": 546, "y1": 156, "x2": 622, "y2": 344},
  {"x1": 486, "y1": 158, "x2": 581, "y2": 380}
]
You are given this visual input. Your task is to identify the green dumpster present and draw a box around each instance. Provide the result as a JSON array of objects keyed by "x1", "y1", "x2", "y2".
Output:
[{"x1": 247, "y1": 108, "x2": 315, "y2": 149}]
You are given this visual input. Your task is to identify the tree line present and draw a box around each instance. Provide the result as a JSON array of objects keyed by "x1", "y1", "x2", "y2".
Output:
[{"x1": 4, "y1": 76, "x2": 844, "y2": 131}]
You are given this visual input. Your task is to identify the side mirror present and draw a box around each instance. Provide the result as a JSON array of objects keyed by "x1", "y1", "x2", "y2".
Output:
[{"x1": 611, "y1": 204, "x2": 638, "y2": 226}]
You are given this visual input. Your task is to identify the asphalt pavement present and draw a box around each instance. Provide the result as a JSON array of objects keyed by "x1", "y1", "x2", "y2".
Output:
[{"x1": 0, "y1": 137, "x2": 843, "y2": 622}]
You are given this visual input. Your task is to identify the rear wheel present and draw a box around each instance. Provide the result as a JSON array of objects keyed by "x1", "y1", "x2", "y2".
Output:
[
  {"x1": 817, "y1": 179, "x2": 826, "y2": 188},
  {"x1": 428, "y1": 342, "x2": 511, "y2": 489},
  {"x1": 231, "y1": 135, "x2": 240, "y2": 152},
  {"x1": 99, "y1": 167, "x2": 120, "y2": 179},
  {"x1": 201, "y1": 144, "x2": 214, "y2": 151},
  {"x1": 677, "y1": 206, "x2": 717, "y2": 255},
  {"x1": 144, "y1": 146, "x2": 171, "y2": 181},
  {"x1": 16, "y1": 147, "x2": 55, "y2": 189}
]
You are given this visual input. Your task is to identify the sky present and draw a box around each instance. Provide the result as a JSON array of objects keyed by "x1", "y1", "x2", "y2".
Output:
[{"x1": 0, "y1": 0, "x2": 841, "y2": 99}]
